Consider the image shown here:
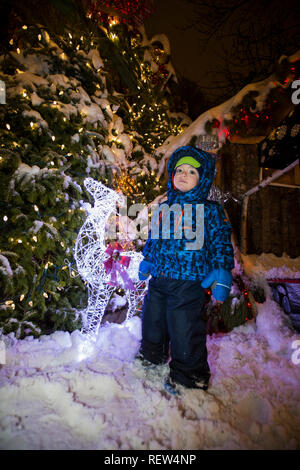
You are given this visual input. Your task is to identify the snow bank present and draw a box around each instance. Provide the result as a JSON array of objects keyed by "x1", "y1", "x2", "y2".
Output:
[{"x1": 0, "y1": 283, "x2": 299, "y2": 450}]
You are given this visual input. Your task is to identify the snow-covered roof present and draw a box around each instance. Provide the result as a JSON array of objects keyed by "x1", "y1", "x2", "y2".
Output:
[{"x1": 155, "y1": 50, "x2": 300, "y2": 176}]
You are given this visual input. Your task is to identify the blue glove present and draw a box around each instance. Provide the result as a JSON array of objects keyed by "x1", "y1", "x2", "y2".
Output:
[
  {"x1": 201, "y1": 268, "x2": 232, "y2": 302},
  {"x1": 138, "y1": 260, "x2": 153, "y2": 281}
]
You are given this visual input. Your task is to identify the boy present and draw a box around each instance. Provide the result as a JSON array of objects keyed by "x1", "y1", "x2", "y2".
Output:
[{"x1": 137, "y1": 145, "x2": 234, "y2": 393}]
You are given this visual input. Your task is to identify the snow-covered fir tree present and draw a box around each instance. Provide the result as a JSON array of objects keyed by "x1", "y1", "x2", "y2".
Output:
[{"x1": 0, "y1": 20, "x2": 189, "y2": 338}]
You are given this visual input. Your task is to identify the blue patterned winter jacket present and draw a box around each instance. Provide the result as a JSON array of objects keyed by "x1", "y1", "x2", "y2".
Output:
[{"x1": 143, "y1": 146, "x2": 234, "y2": 281}]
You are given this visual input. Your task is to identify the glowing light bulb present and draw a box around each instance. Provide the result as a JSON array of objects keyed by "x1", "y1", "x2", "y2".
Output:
[{"x1": 74, "y1": 178, "x2": 147, "y2": 337}]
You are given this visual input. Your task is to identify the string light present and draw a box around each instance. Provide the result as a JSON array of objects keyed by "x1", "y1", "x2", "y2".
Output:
[
  {"x1": 2, "y1": 24, "x2": 184, "y2": 325},
  {"x1": 74, "y1": 178, "x2": 147, "y2": 338}
]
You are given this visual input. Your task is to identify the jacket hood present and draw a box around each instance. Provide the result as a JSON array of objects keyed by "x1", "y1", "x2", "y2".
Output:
[{"x1": 167, "y1": 145, "x2": 216, "y2": 204}]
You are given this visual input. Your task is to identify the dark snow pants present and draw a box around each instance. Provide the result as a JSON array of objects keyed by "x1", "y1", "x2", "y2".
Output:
[{"x1": 139, "y1": 277, "x2": 210, "y2": 388}]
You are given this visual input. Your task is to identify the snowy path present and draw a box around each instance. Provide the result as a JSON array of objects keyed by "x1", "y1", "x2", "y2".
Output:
[{"x1": 0, "y1": 297, "x2": 299, "y2": 450}]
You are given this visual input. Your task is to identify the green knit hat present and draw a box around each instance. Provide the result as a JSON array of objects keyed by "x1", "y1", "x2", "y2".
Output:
[{"x1": 174, "y1": 156, "x2": 201, "y2": 170}]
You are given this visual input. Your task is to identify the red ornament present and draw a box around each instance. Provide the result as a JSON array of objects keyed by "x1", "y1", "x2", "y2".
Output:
[
  {"x1": 211, "y1": 118, "x2": 220, "y2": 129},
  {"x1": 151, "y1": 65, "x2": 169, "y2": 85}
]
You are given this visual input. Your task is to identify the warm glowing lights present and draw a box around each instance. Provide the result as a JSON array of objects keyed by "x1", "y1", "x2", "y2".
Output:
[
  {"x1": 116, "y1": 172, "x2": 138, "y2": 195},
  {"x1": 74, "y1": 178, "x2": 147, "y2": 338}
]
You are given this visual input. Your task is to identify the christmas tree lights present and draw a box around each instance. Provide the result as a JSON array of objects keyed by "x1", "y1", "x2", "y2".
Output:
[{"x1": 0, "y1": 19, "x2": 193, "y2": 337}]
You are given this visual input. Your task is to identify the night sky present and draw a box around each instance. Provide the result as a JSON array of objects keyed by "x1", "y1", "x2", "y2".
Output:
[
  {"x1": 144, "y1": 0, "x2": 207, "y2": 85},
  {"x1": 144, "y1": 0, "x2": 300, "y2": 97}
]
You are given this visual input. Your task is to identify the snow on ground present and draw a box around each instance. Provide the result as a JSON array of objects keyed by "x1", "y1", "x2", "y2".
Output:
[{"x1": 0, "y1": 255, "x2": 300, "y2": 450}]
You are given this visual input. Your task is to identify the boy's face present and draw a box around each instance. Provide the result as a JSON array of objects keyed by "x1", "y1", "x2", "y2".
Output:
[{"x1": 173, "y1": 163, "x2": 199, "y2": 192}]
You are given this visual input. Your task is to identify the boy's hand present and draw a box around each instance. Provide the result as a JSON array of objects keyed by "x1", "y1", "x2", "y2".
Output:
[
  {"x1": 138, "y1": 260, "x2": 153, "y2": 281},
  {"x1": 201, "y1": 268, "x2": 232, "y2": 302}
]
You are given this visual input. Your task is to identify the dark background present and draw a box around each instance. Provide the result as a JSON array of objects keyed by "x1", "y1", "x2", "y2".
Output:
[
  {"x1": 145, "y1": 0, "x2": 210, "y2": 86},
  {"x1": 145, "y1": 0, "x2": 300, "y2": 115},
  {"x1": 1, "y1": 0, "x2": 299, "y2": 117}
]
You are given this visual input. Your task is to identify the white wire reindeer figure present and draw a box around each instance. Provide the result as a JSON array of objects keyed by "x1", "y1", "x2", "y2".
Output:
[{"x1": 74, "y1": 178, "x2": 147, "y2": 338}]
